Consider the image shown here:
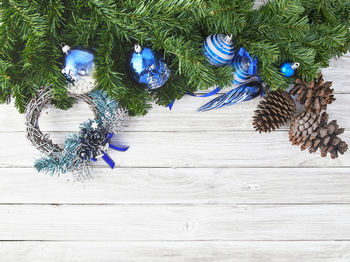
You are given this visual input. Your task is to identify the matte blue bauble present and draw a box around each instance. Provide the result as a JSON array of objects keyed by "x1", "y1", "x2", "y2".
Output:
[
  {"x1": 203, "y1": 34, "x2": 235, "y2": 67},
  {"x1": 280, "y1": 62, "x2": 300, "y2": 77},
  {"x1": 128, "y1": 45, "x2": 171, "y2": 90},
  {"x1": 61, "y1": 45, "x2": 96, "y2": 94}
]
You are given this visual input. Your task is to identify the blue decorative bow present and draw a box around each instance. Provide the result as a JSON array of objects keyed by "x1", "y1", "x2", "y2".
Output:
[
  {"x1": 91, "y1": 133, "x2": 129, "y2": 169},
  {"x1": 237, "y1": 47, "x2": 258, "y2": 76}
]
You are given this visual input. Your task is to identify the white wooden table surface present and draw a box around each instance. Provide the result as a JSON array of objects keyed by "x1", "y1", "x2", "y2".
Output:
[{"x1": 1, "y1": 2, "x2": 350, "y2": 261}]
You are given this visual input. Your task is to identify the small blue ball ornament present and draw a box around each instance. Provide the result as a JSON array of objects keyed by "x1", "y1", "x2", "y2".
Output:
[
  {"x1": 203, "y1": 34, "x2": 235, "y2": 67},
  {"x1": 127, "y1": 44, "x2": 171, "y2": 90},
  {"x1": 61, "y1": 45, "x2": 97, "y2": 94},
  {"x1": 280, "y1": 62, "x2": 300, "y2": 77}
]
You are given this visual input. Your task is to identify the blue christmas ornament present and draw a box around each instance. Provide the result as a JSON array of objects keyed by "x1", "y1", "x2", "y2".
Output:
[
  {"x1": 61, "y1": 45, "x2": 97, "y2": 94},
  {"x1": 232, "y1": 56, "x2": 251, "y2": 85},
  {"x1": 231, "y1": 47, "x2": 258, "y2": 85},
  {"x1": 198, "y1": 77, "x2": 263, "y2": 112},
  {"x1": 128, "y1": 44, "x2": 171, "y2": 90},
  {"x1": 280, "y1": 62, "x2": 300, "y2": 77},
  {"x1": 203, "y1": 34, "x2": 235, "y2": 67}
]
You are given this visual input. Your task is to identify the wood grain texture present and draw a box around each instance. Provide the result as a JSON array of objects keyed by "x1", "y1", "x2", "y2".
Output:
[
  {"x1": 0, "y1": 131, "x2": 349, "y2": 168},
  {"x1": 0, "y1": 204, "x2": 349, "y2": 241},
  {"x1": 0, "y1": 241, "x2": 349, "y2": 262},
  {"x1": 0, "y1": 0, "x2": 349, "y2": 259},
  {"x1": 1, "y1": 87, "x2": 349, "y2": 134},
  {"x1": 0, "y1": 168, "x2": 350, "y2": 204}
]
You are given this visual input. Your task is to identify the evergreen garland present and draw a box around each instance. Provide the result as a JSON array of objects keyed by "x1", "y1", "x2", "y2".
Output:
[{"x1": 0, "y1": 0, "x2": 349, "y2": 115}]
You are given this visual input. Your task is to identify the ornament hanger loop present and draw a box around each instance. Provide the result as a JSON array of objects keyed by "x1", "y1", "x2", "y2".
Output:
[
  {"x1": 225, "y1": 34, "x2": 233, "y2": 42},
  {"x1": 62, "y1": 44, "x2": 71, "y2": 54},
  {"x1": 134, "y1": 44, "x2": 142, "y2": 53},
  {"x1": 292, "y1": 62, "x2": 300, "y2": 69}
]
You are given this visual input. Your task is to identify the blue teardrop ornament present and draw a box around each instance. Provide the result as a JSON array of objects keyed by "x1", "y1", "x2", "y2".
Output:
[{"x1": 127, "y1": 45, "x2": 171, "y2": 90}]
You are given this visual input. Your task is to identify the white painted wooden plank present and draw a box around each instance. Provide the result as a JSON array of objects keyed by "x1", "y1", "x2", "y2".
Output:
[
  {"x1": 0, "y1": 131, "x2": 348, "y2": 168},
  {"x1": 36, "y1": 94, "x2": 350, "y2": 132},
  {"x1": 0, "y1": 0, "x2": 348, "y2": 258},
  {"x1": 323, "y1": 54, "x2": 350, "y2": 94},
  {"x1": 0, "y1": 92, "x2": 349, "y2": 132},
  {"x1": 0, "y1": 241, "x2": 349, "y2": 262},
  {"x1": 0, "y1": 168, "x2": 350, "y2": 204},
  {"x1": 0, "y1": 204, "x2": 348, "y2": 240}
]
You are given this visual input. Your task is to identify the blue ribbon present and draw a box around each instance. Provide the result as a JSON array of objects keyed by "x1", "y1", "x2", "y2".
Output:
[
  {"x1": 187, "y1": 86, "x2": 221, "y2": 97},
  {"x1": 237, "y1": 47, "x2": 258, "y2": 76},
  {"x1": 101, "y1": 153, "x2": 116, "y2": 169},
  {"x1": 166, "y1": 100, "x2": 175, "y2": 110},
  {"x1": 165, "y1": 87, "x2": 221, "y2": 110},
  {"x1": 91, "y1": 133, "x2": 129, "y2": 169}
]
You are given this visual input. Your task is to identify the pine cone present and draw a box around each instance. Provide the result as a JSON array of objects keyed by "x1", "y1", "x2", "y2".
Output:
[
  {"x1": 253, "y1": 90, "x2": 296, "y2": 133},
  {"x1": 290, "y1": 110, "x2": 348, "y2": 159},
  {"x1": 289, "y1": 74, "x2": 335, "y2": 112},
  {"x1": 289, "y1": 109, "x2": 325, "y2": 146}
]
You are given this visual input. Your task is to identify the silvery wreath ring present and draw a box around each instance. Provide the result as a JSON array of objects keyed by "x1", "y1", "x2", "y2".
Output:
[{"x1": 25, "y1": 87, "x2": 129, "y2": 180}]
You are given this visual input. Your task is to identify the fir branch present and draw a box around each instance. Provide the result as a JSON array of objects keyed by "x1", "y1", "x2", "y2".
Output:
[
  {"x1": 201, "y1": 0, "x2": 254, "y2": 36},
  {"x1": 0, "y1": 0, "x2": 349, "y2": 113},
  {"x1": 6, "y1": 0, "x2": 47, "y2": 38},
  {"x1": 95, "y1": 26, "x2": 128, "y2": 100},
  {"x1": 0, "y1": 59, "x2": 12, "y2": 103},
  {"x1": 44, "y1": 0, "x2": 65, "y2": 40}
]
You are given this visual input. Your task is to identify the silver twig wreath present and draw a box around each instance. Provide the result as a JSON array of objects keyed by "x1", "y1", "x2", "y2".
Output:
[{"x1": 25, "y1": 87, "x2": 129, "y2": 180}]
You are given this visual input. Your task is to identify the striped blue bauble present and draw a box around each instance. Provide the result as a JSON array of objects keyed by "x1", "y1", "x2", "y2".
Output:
[
  {"x1": 231, "y1": 55, "x2": 251, "y2": 85},
  {"x1": 203, "y1": 34, "x2": 235, "y2": 67}
]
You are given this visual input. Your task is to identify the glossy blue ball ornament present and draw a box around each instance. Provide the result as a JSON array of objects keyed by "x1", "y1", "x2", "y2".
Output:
[
  {"x1": 128, "y1": 45, "x2": 171, "y2": 90},
  {"x1": 61, "y1": 45, "x2": 96, "y2": 94},
  {"x1": 280, "y1": 62, "x2": 300, "y2": 77},
  {"x1": 203, "y1": 34, "x2": 235, "y2": 67}
]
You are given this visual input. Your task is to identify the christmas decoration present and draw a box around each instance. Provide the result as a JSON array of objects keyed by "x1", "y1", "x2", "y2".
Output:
[
  {"x1": 253, "y1": 73, "x2": 347, "y2": 160},
  {"x1": 231, "y1": 47, "x2": 258, "y2": 85},
  {"x1": 127, "y1": 44, "x2": 171, "y2": 90},
  {"x1": 25, "y1": 87, "x2": 128, "y2": 179},
  {"x1": 289, "y1": 109, "x2": 323, "y2": 146},
  {"x1": 0, "y1": 1, "x2": 349, "y2": 114},
  {"x1": 0, "y1": 0, "x2": 349, "y2": 165},
  {"x1": 203, "y1": 34, "x2": 235, "y2": 67},
  {"x1": 280, "y1": 62, "x2": 300, "y2": 77},
  {"x1": 198, "y1": 78, "x2": 263, "y2": 112},
  {"x1": 290, "y1": 110, "x2": 348, "y2": 159},
  {"x1": 253, "y1": 90, "x2": 296, "y2": 133},
  {"x1": 61, "y1": 45, "x2": 97, "y2": 94},
  {"x1": 289, "y1": 74, "x2": 335, "y2": 112}
]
